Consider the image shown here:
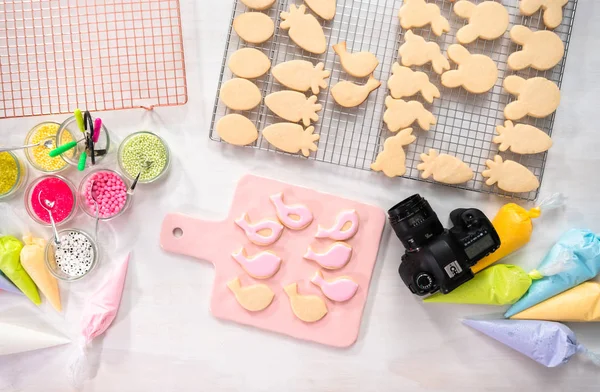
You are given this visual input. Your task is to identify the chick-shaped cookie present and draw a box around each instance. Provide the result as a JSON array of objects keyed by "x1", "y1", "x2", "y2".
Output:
[
  {"x1": 398, "y1": 30, "x2": 450, "y2": 75},
  {"x1": 482, "y1": 155, "x2": 540, "y2": 193},
  {"x1": 280, "y1": 4, "x2": 327, "y2": 54},
  {"x1": 417, "y1": 149, "x2": 474, "y2": 184},
  {"x1": 398, "y1": 0, "x2": 450, "y2": 37},
  {"x1": 331, "y1": 75, "x2": 381, "y2": 108},
  {"x1": 520, "y1": 0, "x2": 568, "y2": 29},
  {"x1": 441, "y1": 44, "x2": 498, "y2": 94},
  {"x1": 265, "y1": 91, "x2": 322, "y2": 126},
  {"x1": 262, "y1": 123, "x2": 320, "y2": 157},
  {"x1": 454, "y1": 1, "x2": 509, "y2": 44},
  {"x1": 332, "y1": 41, "x2": 379, "y2": 78},
  {"x1": 227, "y1": 277, "x2": 275, "y2": 312},
  {"x1": 371, "y1": 128, "x2": 416, "y2": 177},
  {"x1": 508, "y1": 26, "x2": 565, "y2": 71},
  {"x1": 284, "y1": 283, "x2": 328, "y2": 323},
  {"x1": 503, "y1": 76, "x2": 560, "y2": 120},
  {"x1": 387, "y1": 63, "x2": 440, "y2": 103},
  {"x1": 383, "y1": 96, "x2": 436, "y2": 132},
  {"x1": 493, "y1": 120, "x2": 553, "y2": 154}
]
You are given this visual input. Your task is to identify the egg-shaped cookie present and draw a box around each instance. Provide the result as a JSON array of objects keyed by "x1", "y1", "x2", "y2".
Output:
[
  {"x1": 233, "y1": 12, "x2": 275, "y2": 44},
  {"x1": 220, "y1": 78, "x2": 262, "y2": 111},
  {"x1": 228, "y1": 48, "x2": 271, "y2": 79},
  {"x1": 216, "y1": 114, "x2": 258, "y2": 146},
  {"x1": 240, "y1": 0, "x2": 276, "y2": 11}
]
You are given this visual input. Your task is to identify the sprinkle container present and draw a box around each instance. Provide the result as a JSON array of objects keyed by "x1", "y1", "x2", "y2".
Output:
[
  {"x1": 78, "y1": 169, "x2": 131, "y2": 220},
  {"x1": 0, "y1": 151, "x2": 27, "y2": 200},
  {"x1": 25, "y1": 175, "x2": 77, "y2": 226},
  {"x1": 118, "y1": 131, "x2": 170, "y2": 184},
  {"x1": 24, "y1": 121, "x2": 73, "y2": 172},
  {"x1": 56, "y1": 115, "x2": 110, "y2": 168},
  {"x1": 45, "y1": 229, "x2": 98, "y2": 281}
]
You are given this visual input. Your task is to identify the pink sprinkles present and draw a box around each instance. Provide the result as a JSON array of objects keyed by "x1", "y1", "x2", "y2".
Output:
[{"x1": 84, "y1": 171, "x2": 128, "y2": 219}]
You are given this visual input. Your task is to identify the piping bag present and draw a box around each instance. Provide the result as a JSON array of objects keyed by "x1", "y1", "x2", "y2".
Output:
[
  {"x1": 0, "y1": 270, "x2": 24, "y2": 295},
  {"x1": 68, "y1": 253, "x2": 130, "y2": 386},
  {"x1": 505, "y1": 229, "x2": 600, "y2": 318},
  {"x1": 0, "y1": 235, "x2": 40, "y2": 305},
  {"x1": 463, "y1": 319, "x2": 600, "y2": 368},
  {"x1": 20, "y1": 234, "x2": 62, "y2": 312},
  {"x1": 472, "y1": 194, "x2": 565, "y2": 273}
]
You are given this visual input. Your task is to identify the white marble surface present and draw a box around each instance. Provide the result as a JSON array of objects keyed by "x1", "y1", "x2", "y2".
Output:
[{"x1": 1, "y1": 0, "x2": 599, "y2": 391}]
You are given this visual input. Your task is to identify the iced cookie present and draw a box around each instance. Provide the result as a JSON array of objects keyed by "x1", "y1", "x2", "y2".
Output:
[
  {"x1": 333, "y1": 41, "x2": 379, "y2": 78},
  {"x1": 272, "y1": 60, "x2": 330, "y2": 94},
  {"x1": 316, "y1": 209, "x2": 359, "y2": 241},
  {"x1": 398, "y1": 0, "x2": 450, "y2": 36},
  {"x1": 216, "y1": 114, "x2": 258, "y2": 146},
  {"x1": 228, "y1": 48, "x2": 271, "y2": 79},
  {"x1": 265, "y1": 91, "x2": 322, "y2": 127},
  {"x1": 233, "y1": 12, "x2": 275, "y2": 44},
  {"x1": 520, "y1": 0, "x2": 568, "y2": 29},
  {"x1": 305, "y1": 0, "x2": 336, "y2": 20},
  {"x1": 269, "y1": 192, "x2": 313, "y2": 230},
  {"x1": 417, "y1": 149, "x2": 474, "y2": 184},
  {"x1": 280, "y1": 4, "x2": 327, "y2": 54},
  {"x1": 304, "y1": 242, "x2": 353, "y2": 270},
  {"x1": 311, "y1": 271, "x2": 358, "y2": 302},
  {"x1": 508, "y1": 26, "x2": 565, "y2": 71},
  {"x1": 262, "y1": 123, "x2": 320, "y2": 157},
  {"x1": 235, "y1": 212, "x2": 284, "y2": 246},
  {"x1": 503, "y1": 76, "x2": 561, "y2": 120},
  {"x1": 231, "y1": 248, "x2": 282, "y2": 279},
  {"x1": 370, "y1": 128, "x2": 416, "y2": 177},
  {"x1": 387, "y1": 63, "x2": 440, "y2": 103},
  {"x1": 240, "y1": 0, "x2": 276, "y2": 11},
  {"x1": 398, "y1": 31, "x2": 450, "y2": 74},
  {"x1": 454, "y1": 1, "x2": 509, "y2": 44},
  {"x1": 383, "y1": 97, "x2": 436, "y2": 132},
  {"x1": 228, "y1": 277, "x2": 274, "y2": 312},
  {"x1": 482, "y1": 155, "x2": 540, "y2": 193},
  {"x1": 331, "y1": 75, "x2": 381, "y2": 108},
  {"x1": 284, "y1": 283, "x2": 328, "y2": 322},
  {"x1": 219, "y1": 78, "x2": 262, "y2": 111},
  {"x1": 442, "y1": 44, "x2": 498, "y2": 94},
  {"x1": 494, "y1": 120, "x2": 553, "y2": 154}
]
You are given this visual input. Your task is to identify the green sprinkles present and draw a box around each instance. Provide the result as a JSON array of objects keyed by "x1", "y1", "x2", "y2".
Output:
[{"x1": 121, "y1": 133, "x2": 168, "y2": 182}]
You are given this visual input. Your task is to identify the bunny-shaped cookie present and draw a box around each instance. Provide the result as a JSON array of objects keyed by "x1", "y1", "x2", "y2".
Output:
[
  {"x1": 398, "y1": 0, "x2": 450, "y2": 37},
  {"x1": 519, "y1": 0, "x2": 568, "y2": 29},
  {"x1": 441, "y1": 44, "x2": 498, "y2": 94},
  {"x1": 371, "y1": 128, "x2": 416, "y2": 177},
  {"x1": 383, "y1": 96, "x2": 436, "y2": 132},
  {"x1": 454, "y1": 1, "x2": 509, "y2": 44},
  {"x1": 387, "y1": 63, "x2": 440, "y2": 103},
  {"x1": 503, "y1": 76, "x2": 560, "y2": 120},
  {"x1": 482, "y1": 155, "x2": 540, "y2": 193},
  {"x1": 508, "y1": 26, "x2": 565, "y2": 71},
  {"x1": 398, "y1": 31, "x2": 450, "y2": 75}
]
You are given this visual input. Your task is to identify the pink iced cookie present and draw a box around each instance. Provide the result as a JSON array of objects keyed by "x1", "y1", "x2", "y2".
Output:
[
  {"x1": 231, "y1": 248, "x2": 282, "y2": 279},
  {"x1": 269, "y1": 192, "x2": 313, "y2": 230},
  {"x1": 316, "y1": 209, "x2": 359, "y2": 241},
  {"x1": 304, "y1": 242, "x2": 352, "y2": 270},
  {"x1": 311, "y1": 270, "x2": 358, "y2": 302},
  {"x1": 235, "y1": 212, "x2": 284, "y2": 246}
]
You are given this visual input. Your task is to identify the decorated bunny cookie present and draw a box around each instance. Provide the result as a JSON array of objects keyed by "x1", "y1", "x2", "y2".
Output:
[
  {"x1": 503, "y1": 76, "x2": 560, "y2": 120},
  {"x1": 371, "y1": 128, "x2": 416, "y2": 177},
  {"x1": 398, "y1": 31, "x2": 450, "y2": 75},
  {"x1": 442, "y1": 44, "x2": 498, "y2": 94},
  {"x1": 453, "y1": 1, "x2": 509, "y2": 44}
]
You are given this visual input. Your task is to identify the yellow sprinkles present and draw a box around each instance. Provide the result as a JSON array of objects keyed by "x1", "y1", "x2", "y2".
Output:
[
  {"x1": 29, "y1": 123, "x2": 74, "y2": 171},
  {"x1": 0, "y1": 152, "x2": 18, "y2": 195}
]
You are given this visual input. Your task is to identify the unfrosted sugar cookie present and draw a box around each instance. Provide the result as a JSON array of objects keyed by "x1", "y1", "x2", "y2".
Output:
[
  {"x1": 233, "y1": 12, "x2": 275, "y2": 44},
  {"x1": 333, "y1": 41, "x2": 379, "y2": 78},
  {"x1": 280, "y1": 4, "x2": 327, "y2": 54},
  {"x1": 272, "y1": 60, "x2": 330, "y2": 94},
  {"x1": 269, "y1": 192, "x2": 313, "y2": 230},
  {"x1": 235, "y1": 212, "x2": 284, "y2": 246},
  {"x1": 454, "y1": 1, "x2": 509, "y2": 44},
  {"x1": 219, "y1": 78, "x2": 262, "y2": 111},
  {"x1": 503, "y1": 76, "x2": 560, "y2": 120},
  {"x1": 304, "y1": 242, "x2": 353, "y2": 270},
  {"x1": 216, "y1": 114, "x2": 258, "y2": 146},
  {"x1": 262, "y1": 123, "x2": 320, "y2": 157},
  {"x1": 228, "y1": 48, "x2": 271, "y2": 79},
  {"x1": 387, "y1": 63, "x2": 440, "y2": 103},
  {"x1": 265, "y1": 91, "x2": 322, "y2": 127},
  {"x1": 398, "y1": 0, "x2": 450, "y2": 36},
  {"x1": 398, "y1": 31, "x2": 450, "y2": 74},
  {"x1": 316, "y1": 209, "x2": 359, "y2": 241},
  {"x1": 520, "y1": 0, "x2": 568, "y2": 29},
  {"x1": 508, "y1": 26, "x2": 565, "y2": 71},
  {"x1": 331, "y1": 75, "x2": 381, "y2": 108},
  {"x1": 311, "y1": 271, "x2": 359, "y2": 302},
  {"x1": 240, "y1": 0, "x2": 276, "y2": 11},
  {"x1": 383, "y1": 97, "x2": 436, "y2": 132},
  {"x1": 417, "y1": 149, "x2": 474, "y2": 184},
  {"x1": 371, "y1": 128, "x2": 416, "y2": 177},
  {"x1": 304, "y1": 0, "x2": 336, "y2": 20},
  {"x1": 227, "y1": 277, "x2": 274, "y2": 312},
  {"x1": 231, "y1": 247, "x2": 282, "y2": 279},
  {"x1": 482, "y1": 155, "x2": 540, "y2": 193},
  {"x1": 284, "y1": 283, "x2": 328, "y2": 323},
  {"x1": 442, "y1": 44, "x2": 498, "y2": 94},
  {"x1": 494, "y1": 120, "x2": 553, "y2": 154}
]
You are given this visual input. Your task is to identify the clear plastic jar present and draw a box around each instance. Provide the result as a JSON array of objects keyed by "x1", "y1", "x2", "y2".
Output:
[
  {"x1": 24, "y1": 121, "x2": 72, "y2": 173},
  {"x1": 118, "y1": 131, "x2": 171, "y2": 184},
  {"x1": 24, "y1": 174, "x2": 78, "y2": 226},
  {"x1": 55, "y1": 115, "x2": 110, "y2": 169},
  {"x1": 78, "y1": 169, "x2": 132, "y2": 221},
  {"x1": 0, "y1": 151, "x2": 28, "y2": 200},
  {"x1": 45, "y1": 228, "x2": 99, "y2": 281}
]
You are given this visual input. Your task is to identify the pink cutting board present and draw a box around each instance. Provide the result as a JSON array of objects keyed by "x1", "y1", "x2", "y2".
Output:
[{"x1": 160, "y1": 175, "x2": 386, "y2": 347}]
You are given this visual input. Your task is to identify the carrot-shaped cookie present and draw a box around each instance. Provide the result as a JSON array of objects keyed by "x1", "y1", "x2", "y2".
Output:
[
  {"x1": 519, "y1": 0, "x2": 568, "y2": 29},
  {"x1": 508, "y1": 26, "x2": 564, "y2": 71},
  {"x1": 262, "y1": 123, "x2": 320, "y2": 157},
  {"x1": 272, "y1": 60, "x2": 330, "y2": 94},
  {"x1": 371, "y1": 128, "x2": 416, "y2": 177},
  {"x1": 417, "y1": 149, "x2": 474, "y2": 185},
  {"x1": 398, "y1": 0, "x2": 450, "y2": 36},
  {"x1": 280, "y1": 4, "x2": 327, "y2": 54},
  {"x1": 494, "y1": 121, "x2": 553, "y2": 154},
  {"x1": 332, "y1": 41, "x2": 379, "y2": 78},
  {"x1": 265, "y1": 91, "x2": 322, "y2": 126},
  {"x1": 442, "y1": 44, "x2": 498, "y2": 94},
  {"x1": 504, "y1": 76, "x2": 560, "y2": 120},
  {"x1": 398, "y1": 31, "x2": 450, "y2": 75},
  {"x1": 383, "y1": 97, "x2": 436, "y2": 132},
  {"x1": 331, "y1": 75, "x2": 381, "y2": 108},
  {"x1": 453, "y1": 1, "x2": 509, "y2": 44},
  {"x1": 482, "y1": 155, "x2": 540, "y2": 193},
  {"x1": 387, "y1": 63, "x2": 440, "y2": 103}
]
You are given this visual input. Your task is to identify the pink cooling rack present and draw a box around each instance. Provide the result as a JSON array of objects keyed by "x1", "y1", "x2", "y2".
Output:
[{"x1": 0, "y1": 0, "x2": 187, "y2": 119}]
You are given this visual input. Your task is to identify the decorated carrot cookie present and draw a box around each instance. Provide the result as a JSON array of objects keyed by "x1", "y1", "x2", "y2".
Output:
[
  {"x1": 228, "y1": 277, "x2": 275, "y2": 312},
  {"x1": 284, "y1": 282, "x2": 328, "y2": 322},
  {"x1": 269, "y1": 192, "x2": 313, "y2": 230},
  {"x1": 311, "y1": 270, "x2": 358, "y2": 302},
  {"x1": 304, "y1": 242, "x2": 353, "y2": 270},
  {"x1": 316, "y1": 209, "x2": 359, "y2": 241},
  {"x1": 231, "y1": 247, "x2": 282, "y2": 279},
  {"x1": 235, "y1": 212, "x2": 284, "y2": 246}
]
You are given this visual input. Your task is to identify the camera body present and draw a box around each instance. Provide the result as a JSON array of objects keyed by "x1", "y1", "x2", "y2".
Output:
[{"x1": 388, "y1": 195, "x2": 500, "y2": 296}]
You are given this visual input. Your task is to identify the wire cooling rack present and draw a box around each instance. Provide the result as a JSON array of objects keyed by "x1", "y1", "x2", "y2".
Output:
[
  {"x1": 209, "y1": 0, "x2": 578, "y2": 201},
  {"x1": 0, "y1": 0, "x2": 187, "y2": 119}
]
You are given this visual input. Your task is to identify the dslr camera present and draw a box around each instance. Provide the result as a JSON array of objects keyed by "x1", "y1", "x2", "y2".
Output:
[{"x1": 388, "y1": 194, "x2": 501, "y2": 296}]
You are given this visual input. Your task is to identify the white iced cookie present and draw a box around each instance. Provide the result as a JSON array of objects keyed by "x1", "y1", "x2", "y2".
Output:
[
  {"x1": 240, "y1": 0, "x2": 276, "y2": 11},
  {"x1": 494, "y1": 120, "x2": 553, "y2": 154},
  {"x1": 272, "y1": 60, "x2": 330, "y2": 94},
  {"x1": 262, "y1": 123, "x2": 319, "y2": 157},
  {"x1": 454, "y1": 1, "x2": 509, "y2": 44},
  {"x1": 387, "y1": 63, "x2": 440, "y2": 103},
  {"x1": 482, "y1": 155, "x2": 540, "y2": 193},
  {"x1": 442, "y1": 44, "x2": 498, "y2": 94},
  {"x1": 265, "y1": 91, "x2": 322, "y2": 126},
  {"x1": 417, "y1": 149, "x2": 474, "y2": 185},
  {"x1": 371, "y1": 128, "x2": 416, "y2": 177},
  {"x1": 216, "y1": 114, "x2": 258, "y2": 146},
  {"x1": 508, "y1": 26, "x2": 565, "y2": 71},
  {"x1": 280, "y1": 4, "x2": 327, "y2": 54},
  {"x1": 233, "y1": 12, "x2": 275, "y2": 44},
  {"x1": 520, "y1": 0, "x2": 568, "y2": 29},
  {"x1": 398, "y1": 31, "x2": 450, "y2": 75},
  {"x1": 219, "y1": 78, "x2": 262, "y2": 111},
  {"x1": 504, "y1": 76, "x2": 560, "y2": 120},
  {"x1": 398, "y1": 0, "x2": 450, "y2": 36},
  {"x1": 333, "y1": 42, "x2": 379, "y2": 78},
  {"x1": 331, "y1": 75, "x2": 381, "y2": 108},
  {"x1": 383, "y1": 96, "x2": 436, "y2": 132},
  {"x1": 227, "y1": 277, "x2": 274, "y2": 312},
  {"x1": 228, "y1": 48, "x2": 271, "y2": 79},
  {"x1": 304, "y1": 0, "x2": 336, "y2": 20}
]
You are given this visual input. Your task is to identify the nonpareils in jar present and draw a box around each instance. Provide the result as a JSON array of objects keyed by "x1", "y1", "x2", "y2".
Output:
[{"x1": 83, "y1": 171, "x2": 128, "y2": 219}]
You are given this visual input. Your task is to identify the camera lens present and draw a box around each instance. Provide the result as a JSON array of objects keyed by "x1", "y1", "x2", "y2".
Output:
[
  {"x1": 388, "y1": 194, "x2": 444, "y2": 251},
  {"x1": 415, "y1": 273, "x2": 434, "y2": 292}
]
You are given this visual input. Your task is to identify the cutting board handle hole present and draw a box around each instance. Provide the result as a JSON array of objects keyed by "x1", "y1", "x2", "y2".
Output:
[{"x1": 173, "y1": 227, "x2": 183, "y2": 238}]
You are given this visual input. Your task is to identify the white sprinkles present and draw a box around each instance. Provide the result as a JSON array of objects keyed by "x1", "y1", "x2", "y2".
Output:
[{"x1": 54, "y1": 231, "x2": 95, "y2": 277}]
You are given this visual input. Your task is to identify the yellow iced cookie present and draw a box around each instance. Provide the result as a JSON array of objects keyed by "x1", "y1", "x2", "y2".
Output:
[
  {"x1": 417, "y1": 149, "x2": 474, "y2": 184},
  {"x1": 228, "y1": 48, "x2": 271, "y2": 79},
  {"x1": 398, "y1": 0, "x2": 450, "y2": 36},
  {"x1": 272, "y1": 60, "x2": 330, "y2": 94},
  {"x1": 504, "y1": 76, "x2": 561, "y2": 120},
  {"x1": 383, "y1": 96, "x2": 436, "y2": 132},
  {"x1": 280, "y1": 4, "x2": 327, "y2": 54},
  {"x1": 265, "y1": 91, "x2": 322, "y2": 126},
  {"x1": 482, "y1": 155, "x2": 540, "y2": 193},
  {"x1": 520, "y1": 0, "x2": 568, "y2": 29},
  {"x1": 262, "y1": 123, "x2": 319, "y2": 157},
  {"x1": 387, "y1": 63, "x2": 440, "y2": 103},
  {"x1": 331, "y1": 75, "x2": 381, "y2": 108},
  {"x1": 219, "y1": 78, "x2": 262, "y2": 111},
  {"x1": 494, "y1": 120, "x2": 553, "y2": 154},
  {"x1": 284, "y1": 283, "x2": 328, "y2": 323},
  {"x1": 398, "y1": 31, "x2": 450, "y2": 74},
  {"x1": 233, "y1": 12, "x2": 275, "y2": 44},
  {"x1": 371, "y1": 128, "x2": 416, "y2": 177},
  {"x1": 508, "y1": 26, "x2": 565, "y2": 71},
  {"x1": 304, "y1": 0, "x2": 336, "y2": 20},
  {"x1": 454, "y1": 1, "x2": 509, "y2": 44},
  {"x1": 240, "y1": 0, "x2": 276, "y2": 11},
  {"x1": 442, "y1": 44, "x2": 498, "y2": 94},
  {"x1": 227, "y1": 277, "x2": 275, "y2": 312},
  {"x1": 216, "y1": 114, "x2": 259, "y2": 146},
  {"x1": 332, "y1": 41, "x2": 379, "y2": 78}
]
